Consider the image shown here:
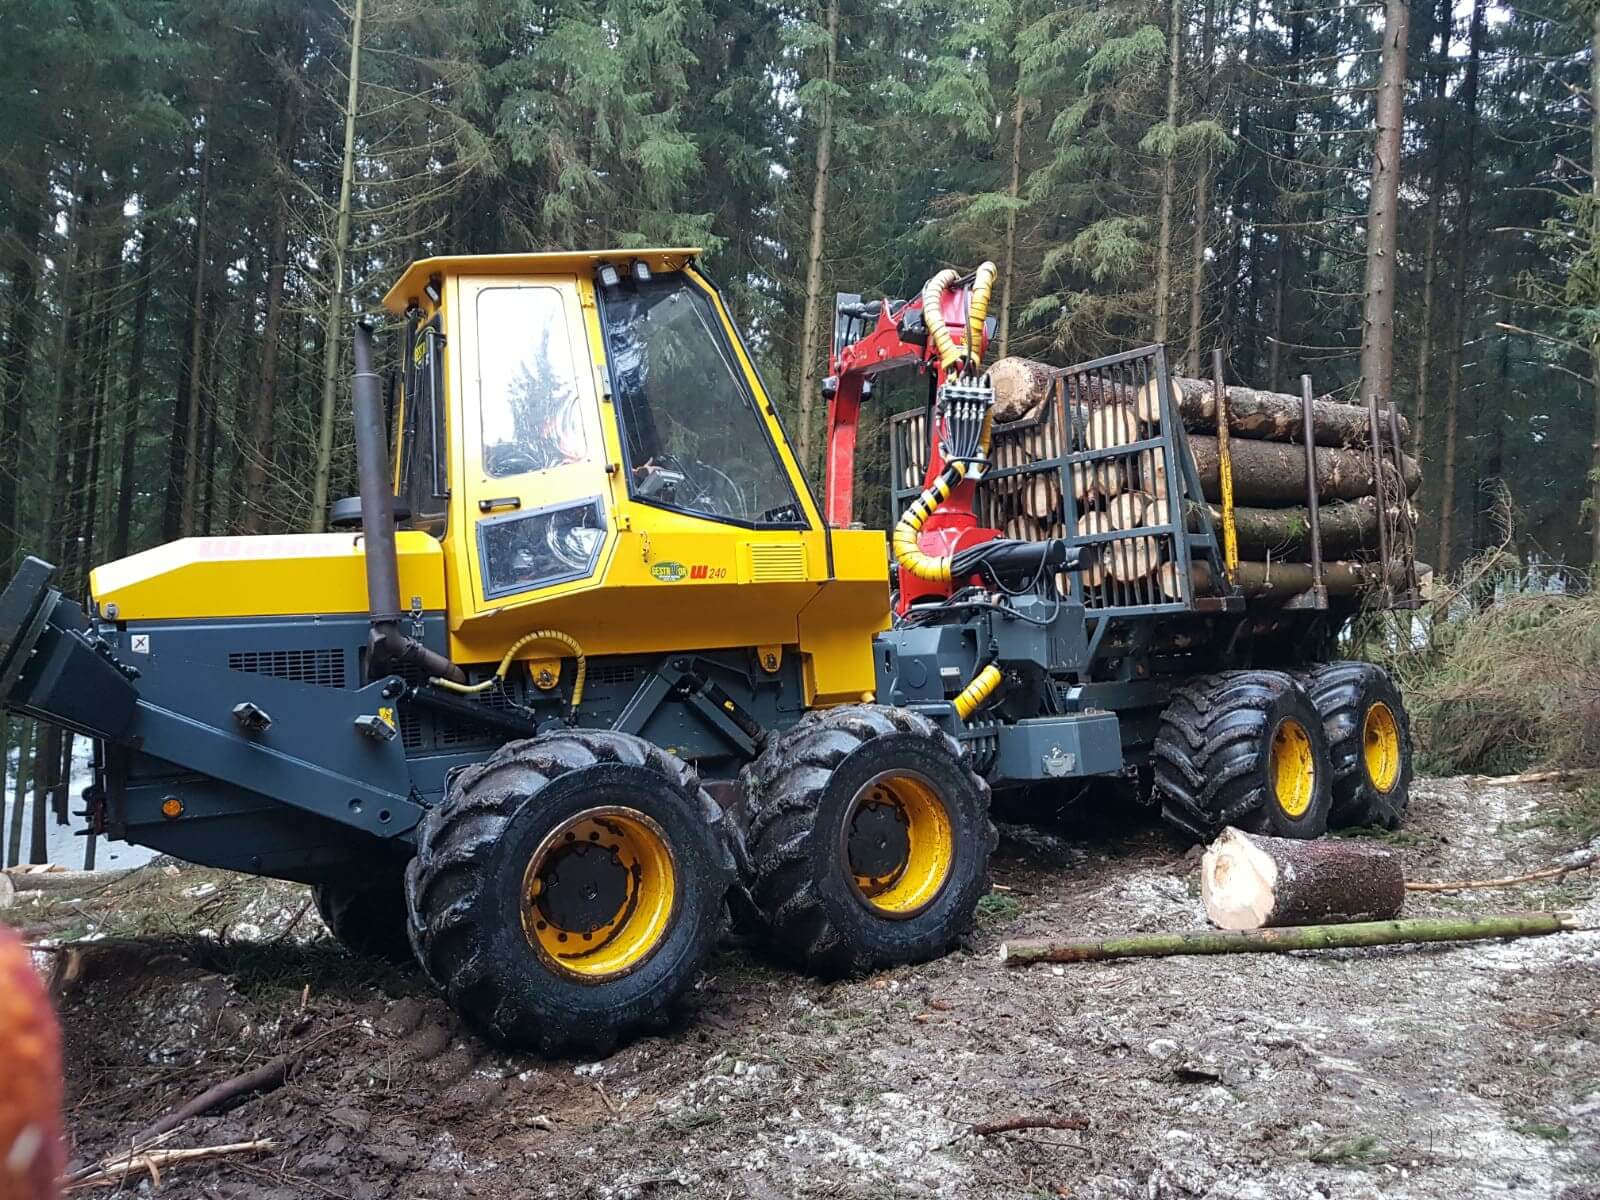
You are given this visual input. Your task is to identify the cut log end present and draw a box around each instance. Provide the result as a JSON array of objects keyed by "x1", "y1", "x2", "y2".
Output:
[
  {"x1": 1201, "y1": 828, "x2": 1281, "y2": 931},
  {"x1": 1200, "y1": 826, "x2": 1405, "y2": 931}
]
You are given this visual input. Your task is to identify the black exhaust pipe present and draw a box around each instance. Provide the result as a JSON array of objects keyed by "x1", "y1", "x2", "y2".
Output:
[{"x1": 351, "y1": 320, "x2": 464, "y2": 685}]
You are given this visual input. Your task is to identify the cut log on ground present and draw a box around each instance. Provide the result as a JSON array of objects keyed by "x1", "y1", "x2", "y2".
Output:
[
  {"x1": 1185, "y1": 495, "x2": 1411, "y2": 561},
  {"x1": 999, "y1": 912, "x2": 1581, "y2": 965},
  {"x1": 989, "y1": 357, "x2": 1057, "y2": 422},
  {"x1": 1160, "y1": 558, "x2": 1410, "y2": 602},
  {"x1": 1201, "y1": 827, "x2": 1406, "y2": 930},
  {"x1": 1139, "y1": 375, "x2": 1412, "y2": 448},
  {"x1": 1187, "y1": 435, "x2": 1421, "y2": 505}
]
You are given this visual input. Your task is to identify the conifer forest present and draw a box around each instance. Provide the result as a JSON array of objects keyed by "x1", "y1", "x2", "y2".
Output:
[{"x1": 4, "y1": 0, "x2": 1599, "y2": 586}]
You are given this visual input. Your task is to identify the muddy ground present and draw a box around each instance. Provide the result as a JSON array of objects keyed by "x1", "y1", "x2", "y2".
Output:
[{"x1": 6, "y1": 774, "x2": 1599, "y2": 1199}]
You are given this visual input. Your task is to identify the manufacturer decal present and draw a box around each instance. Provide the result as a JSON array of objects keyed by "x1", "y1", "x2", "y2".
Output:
[
  {"x1": 689, "y1": 565, "x2": 728, "y2": 580},
  {"x1": 651, "y1": 561, "x2": 688, "y2": 583}
]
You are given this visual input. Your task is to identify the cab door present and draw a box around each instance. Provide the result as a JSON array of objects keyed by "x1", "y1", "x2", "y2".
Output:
[{"x1": 454, "y1": 276, "x2": 615, "y2": 613}]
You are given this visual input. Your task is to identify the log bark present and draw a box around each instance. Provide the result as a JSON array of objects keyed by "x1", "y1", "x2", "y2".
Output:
[
  {"x1": 990, "y1": 357, "x2": 1055, "y2": 422},
  {"x1": 1187, "y1": 434, "x2": 1421, "y2": 505},
  {"x1": 1186, "y1": 495, "x2": 1409, "y2": 560},
  {"x1": 1201, "y1": 827, "x2": 1405, "y2": 930},
  {"x1": 1000, "y1": 912, "x2": 1580, "y2": 965},
  {"x1": 1161, "y1": 558, "x2": 1410, "y2": 602},
  {"x1": 1142, "y1": 376, "x2": 1411, "y2": 448}
]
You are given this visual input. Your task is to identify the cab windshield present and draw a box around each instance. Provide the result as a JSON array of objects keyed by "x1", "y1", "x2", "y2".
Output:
[{"x1": 600, "y1": 274, "x2": 804, "y2": 528}]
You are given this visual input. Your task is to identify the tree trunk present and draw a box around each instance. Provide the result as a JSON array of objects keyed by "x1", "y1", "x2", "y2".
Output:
[
  {"x1": 242, "y1": 98, "x2": 296, "y2": 535},
  {"x1": 1152, "y1": 0, "x2": 1182, "y2": 346},
  {"x1": 1591, "y1": 4, "x2": 1600, "y2": 568},
  {"x1": 791, "y1": 0, "x2": 840, "y2": 471},
  {"x1": 180, "y1": 130, "x2": 214, "y2": 537},
  {"x1": 1000, "y1": 913, "x2": 1580, "y2": 965},
  {"x1": 1145, "y1": 375, "x2": 1411, "y2": 447},
  {"x1": 1356, "y1": 0, "x2": 1408, "y2": 409},
  {"x1": 1188, "y1": 495, "x2": 1404, "y2": 559},
  {"x1": 310, "y1": 0, "x2": 367, "y2": 533},
  {"x1": 29, "y1": 724, "x2": 59, "y2": 864},
  {"x1": 1201, "y1": 827, "x2": 1406, "y2": 930},
  {"x1": 42, "y1": 177, "x2": 86, "y2": 559},
  {"x1": 998, "y1": 90, "x2": 1027, "y2": 359},
  {"x1": 1187, "y1": 435, "x2": 1421, "y2": 505},
  {"x1": 1183, "y1": 0, "x2": 1216, "y2": 376},
  {"x1": 0, "y1": 203, "x2": 43, "y2": 573},
  {"x1": 1412, "y1": 0, "x2": 1453, "y2": 453},
  {"x1": 1437, "y1": 0, "x2": 1484, "y2": 576},
  {"x1": 6, "y1": 721, "x2": 30, "y2": 867},
  {"x1": 112, "y1": 230, "x2": 153, "y2": 560}
]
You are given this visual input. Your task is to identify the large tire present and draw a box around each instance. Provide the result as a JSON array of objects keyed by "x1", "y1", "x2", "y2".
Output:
[
  {"x1": 405, "y1": 730, "x2": 735, "y2": 1057},
  {"x1": 1153, "y1": 670, "x2": 1333, "y2": 842},
  {"x1": 312, "y1": 874, "x2": 412, "y2": 963},
  {"x1": 1306, "y1": 662, "x2": 1413, "y2": 829},
  {"x1": 738, "y1": 705, "x2": 995, "y2": 977}
]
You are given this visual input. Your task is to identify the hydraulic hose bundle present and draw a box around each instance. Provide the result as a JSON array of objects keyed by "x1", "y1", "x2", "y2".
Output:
[{"x1": 892, "y1": 262, "x2": 999, "y2": 586}]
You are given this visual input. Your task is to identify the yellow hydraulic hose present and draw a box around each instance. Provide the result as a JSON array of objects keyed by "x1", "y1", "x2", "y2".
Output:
[
  {"x1": 953, "y1": 663, "x2": 1003, "y2": 721},
  {"x1": 966, "y1": 260, "x2": 998, "y2": 365},
  {"x1": 921, "y1": 268, "x2": 964, "y2": 372},
  {"x1": 431, "y1": 629, "x2": 588, "y2": 713},
  {"x1": 892, "y1": 262, "x2": 1001, "y2": 585}
]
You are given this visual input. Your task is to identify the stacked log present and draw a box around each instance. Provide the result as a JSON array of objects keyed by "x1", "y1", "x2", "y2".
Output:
[{"x1": 985, "y1": 359, "x2": 1415, "y2": 605}]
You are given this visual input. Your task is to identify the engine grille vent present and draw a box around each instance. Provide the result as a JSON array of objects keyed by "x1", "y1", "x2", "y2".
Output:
[
  {"x1": 587, "y1": 664, "x2": 639, "y2": 688},
  {"x1": 747, "y1": 544, "x2": 807, "y2": 583},
  {"x1": 227, "y1": 648, "x2": 347, "y2": 690}
]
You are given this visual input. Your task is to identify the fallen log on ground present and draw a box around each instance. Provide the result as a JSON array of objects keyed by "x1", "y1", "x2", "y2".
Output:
[
  {"x1": 1184, "y1": 495, "x2": 1410, "y2": 560},
  {"x1": 1406, "y1": 839, "x2": 1600, "y2": 893},
  {"x1": 135, "y1": 1054, "x2": 299, "y2": 1142},
  {"x1": 1139, "y1": 376, "x2": 1411, "y2": 448},
  {"x1": 971, "y1": 1114, "x2": 1090, "y2": 1136},
  {"x1": 999, "y1": 912, "x2": 1581, "y2": 965},
  {"x1": 1201, "y1": 827, "x2": 1405, "y2": 930},
  {"x1": 1187, "y1": 434, "x2": 1421, "y2": 505}
]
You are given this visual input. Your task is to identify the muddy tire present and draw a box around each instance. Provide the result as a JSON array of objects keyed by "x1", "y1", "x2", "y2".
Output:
[
  {"x1": 1153, "y1": 670, "x2": 1333, "y2": 842},
  {"x1": 405, "y1": 730, "x2": 735, "y2": 1057},
  {"x1": 312, "y1": 874, "x2": 413, "y2": 963},
  {"x1": 1305, "y1": 662, "x2": 1412, "y2": 829},
  {"x1": 738, "y1": 705, "x2": 995, "y2": 977}
]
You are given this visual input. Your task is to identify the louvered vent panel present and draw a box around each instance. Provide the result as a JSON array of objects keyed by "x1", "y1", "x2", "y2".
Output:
[
  {"x1": 747, "y1": 544, "x2": 807, "y2": 583},
  {"x1": 227, "y1": 648, "x2": 347, "y2": 690}
]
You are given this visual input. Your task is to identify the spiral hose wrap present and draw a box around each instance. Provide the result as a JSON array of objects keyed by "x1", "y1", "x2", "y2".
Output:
[{"x1": 892, "y1": 262, "x2": 999, "y2": 587}]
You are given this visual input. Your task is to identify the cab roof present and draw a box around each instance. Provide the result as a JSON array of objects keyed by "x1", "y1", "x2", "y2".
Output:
[{"x1": 381, "y1": 248, "x2": 703, "y2": 314}]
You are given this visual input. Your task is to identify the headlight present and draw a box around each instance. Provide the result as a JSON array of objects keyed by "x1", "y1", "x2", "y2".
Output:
[{"x1": 479, "y1": 498, "x2": 607, "y2": 599}]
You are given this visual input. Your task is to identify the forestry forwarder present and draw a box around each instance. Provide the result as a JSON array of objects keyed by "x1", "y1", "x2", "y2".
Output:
[{"x1": 0, "y1": 250, "x2": 1416, "y2": 1055}]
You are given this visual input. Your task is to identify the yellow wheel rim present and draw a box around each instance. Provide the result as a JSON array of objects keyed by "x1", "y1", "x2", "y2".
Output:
[
  {"x1": 521, "y1": 806, "x2": 676, "y2": 982},
  {"x1": 1363, "y1": 701, "x2": 1401, "y2": 793},
  {"x1": 1269, "y1": 717, "x2": 1316, "y2": 819},
  {"x1": 842, "y1": 770, "x2": 954, "y2": 918}
]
